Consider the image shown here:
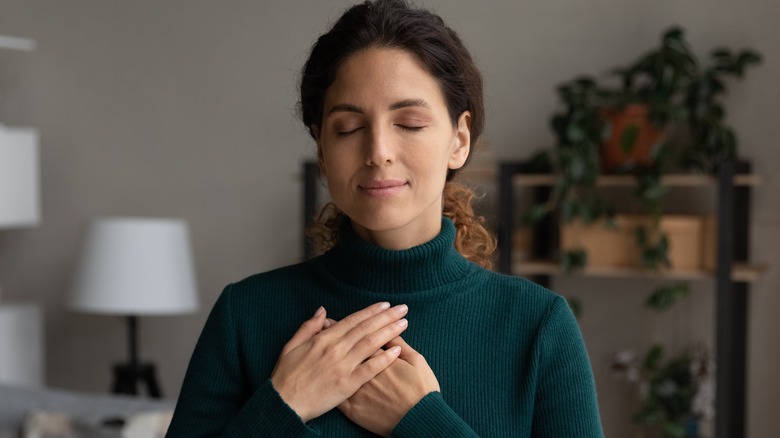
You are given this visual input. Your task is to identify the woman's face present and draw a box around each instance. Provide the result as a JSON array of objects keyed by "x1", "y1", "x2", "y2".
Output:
[{"x1": 316, "y1": 47, "x2": 471, "y2": 249}]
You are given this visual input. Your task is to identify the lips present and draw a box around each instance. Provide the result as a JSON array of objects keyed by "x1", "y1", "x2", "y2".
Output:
[{"x1": 359, "y1": 179, "x2": 408, "y2": 198}]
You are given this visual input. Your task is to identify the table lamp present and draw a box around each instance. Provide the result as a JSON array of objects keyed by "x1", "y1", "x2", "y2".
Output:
[{"x1": 70, "y1": 218, "x2": 198, "y2": 398}]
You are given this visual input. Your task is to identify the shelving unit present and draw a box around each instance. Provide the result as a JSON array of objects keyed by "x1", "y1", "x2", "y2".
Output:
[{"x1": 497, "y1": 159, "x2": 760, "y2": 438}]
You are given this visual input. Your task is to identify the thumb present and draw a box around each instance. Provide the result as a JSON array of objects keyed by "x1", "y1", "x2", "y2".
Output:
[{"x1": 281, "y1": 306, "x2": 328, "y2": 355}]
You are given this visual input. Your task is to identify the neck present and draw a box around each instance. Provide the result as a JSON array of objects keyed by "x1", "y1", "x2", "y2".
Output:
[
  {"x1": 350, "y1": 219, "x2": 442, "y2": 250},
  {"x1": 318, "y1": 217, "x2": 476, "y2": 294}
]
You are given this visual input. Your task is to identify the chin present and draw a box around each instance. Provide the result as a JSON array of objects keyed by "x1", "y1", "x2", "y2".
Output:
[{"x1": 347, "y1": 210, "x2": 411, "y2": 233}]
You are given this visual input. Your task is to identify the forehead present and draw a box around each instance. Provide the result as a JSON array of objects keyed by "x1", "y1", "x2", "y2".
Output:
[{"x1": 324, "y1": 47, "x2": 447, "y2": 110}]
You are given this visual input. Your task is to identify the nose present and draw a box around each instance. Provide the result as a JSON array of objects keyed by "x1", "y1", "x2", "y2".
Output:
[{"x1": 364, "y1": 125, "x2": 395, "y2": 166}]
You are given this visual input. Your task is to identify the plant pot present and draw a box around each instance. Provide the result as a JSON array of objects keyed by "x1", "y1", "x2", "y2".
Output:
[
  {"x1": 683, "y1": 416, "x2": 700, "y2": 438},
  {"x1": 600, "y1": 104, "x2": 666, "y2": 173}
]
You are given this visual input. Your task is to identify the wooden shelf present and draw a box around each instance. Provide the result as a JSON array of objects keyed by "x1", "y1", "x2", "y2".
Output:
[
  {"x1": 496, "y1": 160, "x2": 758, "y2": 437},
  {"x1": 457, "y1": 164, "x2": 762, "y2": 187},
  {"x1": 512, "y1": 173, "x2": 762, "y2": 187},
  {"x1": 512, "y1": 260, "x2": 766, "y2": 283}
]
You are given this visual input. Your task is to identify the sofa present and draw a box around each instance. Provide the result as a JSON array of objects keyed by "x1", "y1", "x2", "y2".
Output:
[{"x1": 0, "y1": 385, "x2": 175, "y2": 438}]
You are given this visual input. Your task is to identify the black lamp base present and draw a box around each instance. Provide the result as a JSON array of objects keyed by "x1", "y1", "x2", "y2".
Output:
[{"x1": 112, "y1": 363, "x2": 161, "y2": 398}]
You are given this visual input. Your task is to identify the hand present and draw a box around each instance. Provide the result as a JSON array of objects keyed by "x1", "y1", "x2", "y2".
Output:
[
  {"x1": 339, "y1": 337, "x2": 441, "y2": 436},
  {"x1": 270, "y1": 302, "x2": 409, "y2": 422}
]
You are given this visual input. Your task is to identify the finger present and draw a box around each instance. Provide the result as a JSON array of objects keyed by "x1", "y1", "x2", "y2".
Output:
[
  {"x1": 323, "y1": 318, "x2": 337, "y2": 329},
  {"x1": 341, "y1": 304, "x2": 409, "y2": 346},
  {"x1": 347, "y1": 316, "x2": 409, "y2": 361},
  {"x1": 352, "y1": 345, "x2": 402, "y2": 384},
  {"x1": 385, "y1": 336, "x2": 423, "y2": 364},
  {"x1": 326, "y1": 301, "x2": 392, "y2": 337},
  {"x1": 360, "y1": 348, "x2": 384, "y2": 365},
  {"x1": 280, "y1": 306, "x2": 328, "y2": 355}
]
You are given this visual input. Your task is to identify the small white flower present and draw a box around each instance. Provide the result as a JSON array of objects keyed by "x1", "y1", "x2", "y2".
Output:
[
  {"x1": 626, "y1": 367, "x2": 641, "y2": 383},
  {"x1": 615, "y1": 350, "x2": 637, "y2": 364},
  {"x1": 656, "y1": 379, "x2": 678, "y2": 397},
  {"x1": 693, "y1": 378, "x2": 716, "y2": 420}
]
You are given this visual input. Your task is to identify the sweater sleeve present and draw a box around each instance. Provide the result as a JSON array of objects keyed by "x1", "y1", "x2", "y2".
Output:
[
  {"x1": 166, "y1": 285, "x2": 319, "y2": 437},
  {"x1": 390, "y1": 392, "x2": 479, "y2": 438},
  {"x1": 531, "y1": 295, "x2": 604, "y2": 437}
]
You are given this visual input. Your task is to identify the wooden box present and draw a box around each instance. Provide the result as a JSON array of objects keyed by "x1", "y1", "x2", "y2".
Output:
[{"x1": 560, "y1": 215, "x2": 708, "y2": 270}]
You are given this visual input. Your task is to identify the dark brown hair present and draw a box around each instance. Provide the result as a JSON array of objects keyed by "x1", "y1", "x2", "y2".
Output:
[{"x1": 300, "y1": 0, "x2": 495, "y2": 269}]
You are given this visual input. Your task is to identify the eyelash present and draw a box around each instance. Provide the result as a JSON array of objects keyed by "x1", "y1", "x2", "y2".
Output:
[
  {"x1": 335, "y1": 125, "x2": 425, "y2": 137},
  {"x1": 336, "y1": 128, "x2": 361, "y2": 137}
]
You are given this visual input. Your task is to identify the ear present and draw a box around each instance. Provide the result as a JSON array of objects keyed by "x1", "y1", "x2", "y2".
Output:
[
  {"x1": 448, "y1": 111, "x2": 471, "y2": 170},
  {"x1": 312, "y1": 125, "x2": 327, "y2": 178}
]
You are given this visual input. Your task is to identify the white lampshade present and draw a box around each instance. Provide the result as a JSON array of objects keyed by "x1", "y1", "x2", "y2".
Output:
[
  {"x1": 71, "y1": 218, "x2": 199, "y2": 315},
  {"x1": 0, "y1": 126, "x2": 40, "y2": 228}
]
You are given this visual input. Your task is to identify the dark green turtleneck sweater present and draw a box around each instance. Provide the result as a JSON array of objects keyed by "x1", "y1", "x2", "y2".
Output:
[{"x1": 167, "y1": 218, "x2": 603, "y2": 437}]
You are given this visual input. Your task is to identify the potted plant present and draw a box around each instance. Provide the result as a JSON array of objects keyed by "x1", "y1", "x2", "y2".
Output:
[
  {"x1": 526, "y1": 27, "x2": 761, "y2": 300},
  {"x1": 601, "y1": 28, "x2": 696, "y2": 173},
  {"x1": 612, "y1": 344, "x2": 715, "y2": 438}
]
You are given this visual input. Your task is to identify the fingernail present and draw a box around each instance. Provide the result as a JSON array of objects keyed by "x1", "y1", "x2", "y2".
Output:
[
  {"x1": 389, "y1": 346, "x2": 401, "y2": 355},
  {"x1": 394, "y1": 304, "x2": 408, "y2": 315},
  {"x1": 396, "y1": 318, "x2": 408, "y2": 327},
  {"x1": 378, "y1": 302, "x2": 391, "y2": 310},
  {"x1": 314, "y1": 306, "x2": 324, "y2": 317}
]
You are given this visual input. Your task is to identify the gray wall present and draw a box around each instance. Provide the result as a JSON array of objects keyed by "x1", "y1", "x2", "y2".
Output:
[{"x1": 1, "y1": 1, "x2": 777, "y2": 436}]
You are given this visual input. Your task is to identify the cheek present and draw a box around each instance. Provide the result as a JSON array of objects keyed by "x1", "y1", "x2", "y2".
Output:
[
  {"x1": 409, "y1": 137, "x2": 456, "y2": 176},
  {"x1": 321, "y1": 153, "x2": 354, "y2": 196}
]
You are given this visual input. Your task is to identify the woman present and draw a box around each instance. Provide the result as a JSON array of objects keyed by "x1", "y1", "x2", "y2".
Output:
[{"x1": 167, "y1": 1, "x2": 603, "y2": 436}]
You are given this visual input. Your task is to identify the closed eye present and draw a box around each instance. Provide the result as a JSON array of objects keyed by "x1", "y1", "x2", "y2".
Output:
[
  {"x1": 398, "y1": 125, "x2": 425, "y2": 132},
  {"x1": 336, "y1": 127, "x2": 364, "y2": 137}
]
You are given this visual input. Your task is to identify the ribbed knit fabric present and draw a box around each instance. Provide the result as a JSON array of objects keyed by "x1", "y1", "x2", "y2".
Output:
[{"x1": 167, "y1": 218, "x2": 604, "y2": 437}]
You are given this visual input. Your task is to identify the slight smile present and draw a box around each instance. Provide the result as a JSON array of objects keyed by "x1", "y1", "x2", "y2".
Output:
[{"x1": 358, "y1": 180, "x2": 408, "y2": 198}]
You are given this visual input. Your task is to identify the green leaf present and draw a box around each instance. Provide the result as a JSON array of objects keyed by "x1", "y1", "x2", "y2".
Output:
[
  {"x1": 567, "y1": 155, "x2": 588, "y2": 182},
  {"x1": 620, "y1": 123, "x2": 640, "y2": 154},
  {"x1": 646, "y1": 283, "x2": 691, "y2": 311},
  {"x1": 575, "y1": 76, "x2": 597, "y2": 88},
  {"x1": 662, "y1": 27, "x2": 684, "y2": 45},
  {"x1": 527, "y1": 150, "x2": 553, "y2": 172},
  {"x1": 738, "y1": 50, "x2": 762, "y2": 66},
  {"x1": 560, "y1": 200, "x2": 577, "y2": 223},
  {"x1": 636, "y1": 226, "x2": 648, "y2": 246},
  {"x1": 566, "y1": 124, "x2": 585, "y2": 143},
  {"x1": 661, "y1": 422, "x2": 687, "y2": 438},
  {"x1": 721, "y1": 128, "x2": 737, "y2": 155},
  {"x1": 708, "y1": 104, "x2": 725, "y2": 120},
  {"x1": 550, "y1": 115, "x2": 567, "y2": 138},
  {"x1": 522, "y1": 204, "x2": 548, "y2": 225},
  {"x1": 644, "y1": 344, "x2": 664, "y2": 371},
  {"x1": 709, "y1": 77, "x2": 726, "y2": 94},
  {"x1": 561, "y1": 249, "x2": 588, "y2": 274},
  {"x1": 604, "y1": 212, "x2": 618, "y2": 229},
  {"x1": 711, "y1": 48, "x2": 732, "y2": 61}
]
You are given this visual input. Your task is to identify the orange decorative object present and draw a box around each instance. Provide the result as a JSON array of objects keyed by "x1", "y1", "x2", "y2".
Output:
[{"x1": 600, "y1": 104, "x2": 666, "y2": 173}]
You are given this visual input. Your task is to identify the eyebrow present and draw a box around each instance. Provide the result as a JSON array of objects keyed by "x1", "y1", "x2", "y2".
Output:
[
  {"x1": 327, "y1": 98, "x2": 430, "y2": 115},
  {"x1": 389, "y1": 98, "x2": 430, "y2": 111}
]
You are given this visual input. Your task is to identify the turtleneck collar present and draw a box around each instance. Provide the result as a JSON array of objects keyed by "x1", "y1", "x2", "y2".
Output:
[{"x1": 317, "y1": 217, "x2": 476, "y2": 294}]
